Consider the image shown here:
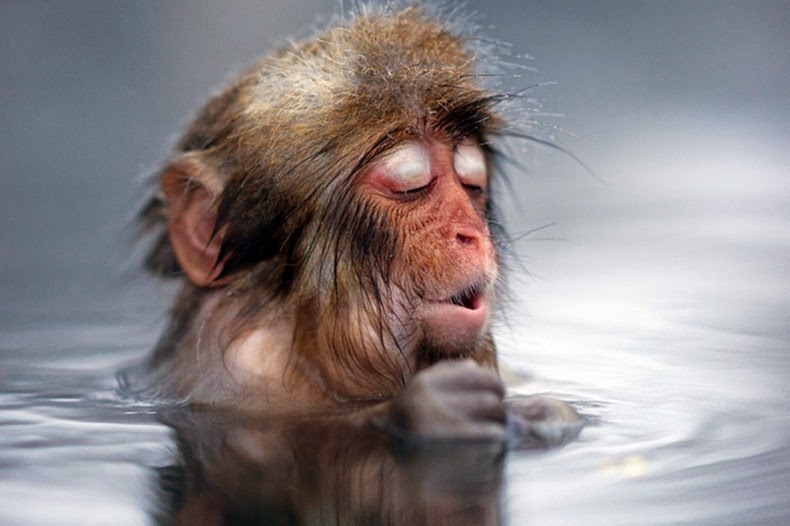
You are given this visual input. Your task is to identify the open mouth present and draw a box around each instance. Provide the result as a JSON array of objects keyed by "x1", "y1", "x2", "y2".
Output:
[
  {"x1": 419, "y1": 278, "x2": 490, "y2": 340},
  {"x1": 446, "y1": 279, "x2": 486, "y2": 310}
]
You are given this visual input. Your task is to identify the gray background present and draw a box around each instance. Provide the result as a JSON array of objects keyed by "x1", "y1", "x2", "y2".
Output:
[{"x1": 1, "y1": 1, "x2": 786, "y2": 324}]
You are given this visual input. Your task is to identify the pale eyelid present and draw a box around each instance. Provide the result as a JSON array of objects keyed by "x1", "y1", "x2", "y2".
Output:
[
  {"x1": 453, "y1": 143, "x2": 488, "y2": 188},
  {"x1": 380, "y1": 141, "x2": 431, "y2": 192}
]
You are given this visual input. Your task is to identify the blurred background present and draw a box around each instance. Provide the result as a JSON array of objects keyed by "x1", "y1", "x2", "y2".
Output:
[
  {"x1": 1, "y1": 1, "x2": 788, "y2": 524},
  {"x1": 1, "y1": 0, "x2": 787, "y2": 329}
]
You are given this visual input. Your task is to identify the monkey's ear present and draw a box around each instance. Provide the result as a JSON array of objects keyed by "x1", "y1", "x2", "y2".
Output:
[{"x1": 162, "y1": 163, "x2": 226, "y2": 288}]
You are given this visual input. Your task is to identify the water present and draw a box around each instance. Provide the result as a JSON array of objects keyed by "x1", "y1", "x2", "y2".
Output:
[{"x1": 2, "y1": 1, "x2": 788, "y2": 525}]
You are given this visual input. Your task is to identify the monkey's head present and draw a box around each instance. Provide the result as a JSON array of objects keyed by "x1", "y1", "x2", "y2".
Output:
[{"x1": 142, "y1": 6, "x2": 509, "y2": 400}]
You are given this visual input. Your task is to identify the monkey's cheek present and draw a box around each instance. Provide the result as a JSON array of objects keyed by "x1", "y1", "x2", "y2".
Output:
[{"x1": 417, "y1": 299, "x2": 489, "y2": 347}]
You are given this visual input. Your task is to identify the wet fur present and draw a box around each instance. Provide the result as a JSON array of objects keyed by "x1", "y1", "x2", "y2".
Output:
[{"x1": 137, "y1": 5, "x2": 512, "y2": 408}]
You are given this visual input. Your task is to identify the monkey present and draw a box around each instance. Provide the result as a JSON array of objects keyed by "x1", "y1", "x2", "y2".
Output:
[{"x1": 134, "y1": 5, "x2": 582, "y2": 443}]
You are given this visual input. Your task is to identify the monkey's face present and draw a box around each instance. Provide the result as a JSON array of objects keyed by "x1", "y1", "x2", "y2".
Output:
[{"x1": 360, "y1": 137, "x2": 498, "y2": 357}]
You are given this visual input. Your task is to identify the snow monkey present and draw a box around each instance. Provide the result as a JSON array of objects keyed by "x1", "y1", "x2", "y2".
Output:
[{"x1": 137, "y1": 5, "x2": 581, "y2": 442}]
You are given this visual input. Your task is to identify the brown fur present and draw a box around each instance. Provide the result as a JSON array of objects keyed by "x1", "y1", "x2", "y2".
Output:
[{"x1": 137, "y1": 6, "x2": 509, "y2": 414}]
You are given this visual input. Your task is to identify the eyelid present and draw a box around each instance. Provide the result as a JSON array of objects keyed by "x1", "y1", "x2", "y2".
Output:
[
  {"x1": 453, "y1": 143, "x2": 487, "y2": 189},
  {"x1": 379, "y1": 141, "x2": 431, "y2": 193}
]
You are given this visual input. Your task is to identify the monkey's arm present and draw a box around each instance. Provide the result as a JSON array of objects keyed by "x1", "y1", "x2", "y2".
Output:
[
  {"x1": 356, "y1": 360, "x2": 583, "y2": 447},
  {"x1": 385, "y1": 360, "x2": 509, "y2": 441}
]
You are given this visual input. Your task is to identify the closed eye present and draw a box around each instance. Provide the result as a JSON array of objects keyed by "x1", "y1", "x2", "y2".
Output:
[
  {"x1": 463, "y1": 184, "x2": 485, "y2": 195},
  {"x1": 396, "y1": 179, "x2": 435, "y2": 201},
  {"x1": 453, "y1": 142, "x2": 488, "y2": 190},
  {"x1": 379, "y1": 141, "x2": 432, "y2": 194}
]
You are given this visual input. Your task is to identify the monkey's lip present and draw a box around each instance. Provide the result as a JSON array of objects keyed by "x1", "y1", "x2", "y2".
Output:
[
  {"x1": 421, "y1": 283, "x2": 489, "y2": 340},
  {"x1": 444, "y1": 279, "x2": 487, "y2": 310},
  {"x1": 424, "y1": 279, "x2": 488, "y2": 319}
]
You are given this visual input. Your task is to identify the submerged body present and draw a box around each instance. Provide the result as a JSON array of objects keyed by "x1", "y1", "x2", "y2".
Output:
[{"x1": 137, "y1": 5, "x2": 580, "y2": 441}]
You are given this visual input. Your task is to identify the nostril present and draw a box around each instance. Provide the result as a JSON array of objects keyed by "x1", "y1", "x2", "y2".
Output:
[{"x1": 456, "y1": 232, "x2": 477, "y2": 246}]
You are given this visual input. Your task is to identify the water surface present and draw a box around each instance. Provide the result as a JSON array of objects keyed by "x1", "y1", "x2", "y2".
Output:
[{"x1": 1, "y1": 1, "x2": 788, "y2": 524}]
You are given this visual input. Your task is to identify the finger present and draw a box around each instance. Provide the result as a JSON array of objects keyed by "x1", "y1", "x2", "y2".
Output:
[
  {"x1": 452, "y1": 391, "x2": 507, "y2": 423},
  {"x1": 428, "y1": 360, "x2": 505, "y2": 397},
  {"x1": 454, "y1": 421, "x2": 509, "y2": 442}
]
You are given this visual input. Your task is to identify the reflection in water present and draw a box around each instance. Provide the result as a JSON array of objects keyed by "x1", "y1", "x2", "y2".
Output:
[{"x1": 156, "y1": 410, "x2": 506, "y2": 526}]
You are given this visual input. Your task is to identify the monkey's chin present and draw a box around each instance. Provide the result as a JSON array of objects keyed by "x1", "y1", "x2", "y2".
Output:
[{"x1": 419, "y1": 295, "x2": 489, "y2": 348}]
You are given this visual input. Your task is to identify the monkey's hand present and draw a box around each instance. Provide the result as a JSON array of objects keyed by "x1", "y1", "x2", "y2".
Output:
[
  {"x1": 505, "y1": 396, "x2": 585, "y2": 448},
  {"x1": 387, "y1": 359, "x2": 508, "y2": 441}
]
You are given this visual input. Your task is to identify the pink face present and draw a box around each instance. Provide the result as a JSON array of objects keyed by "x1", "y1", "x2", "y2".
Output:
[{"x1": 360, "y1": 138, "x2": 498, "y2": 353}]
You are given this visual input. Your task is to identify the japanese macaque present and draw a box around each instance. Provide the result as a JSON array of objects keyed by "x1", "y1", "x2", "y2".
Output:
[{"x1": 136, "y1": 5, "x2": 581, "y2": 442}]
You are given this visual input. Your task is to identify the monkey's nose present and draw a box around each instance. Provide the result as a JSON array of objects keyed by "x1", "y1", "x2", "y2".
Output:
[
  {"x1": 456, "y1": 231, "x2": 479, "y2": 246},
  {"x1": 453, "y1": 222, "x2": 489, "y2": 252}
]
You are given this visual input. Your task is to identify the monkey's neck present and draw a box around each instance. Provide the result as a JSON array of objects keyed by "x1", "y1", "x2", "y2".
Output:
[
  {"x1": 150, "y1": 284, "x2": 404, "y2": 410},
  {"x1": 148, "y1": 284, "x2": 496, "y2": 411}
]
